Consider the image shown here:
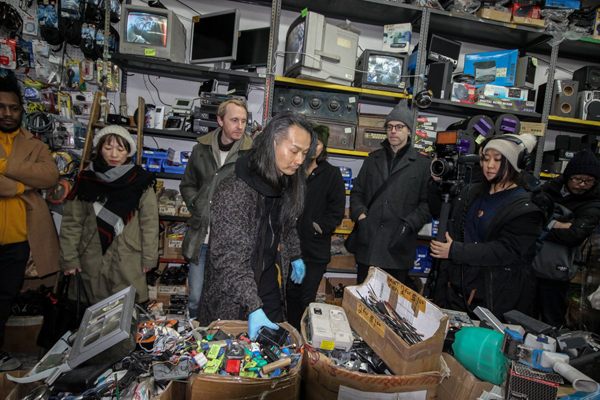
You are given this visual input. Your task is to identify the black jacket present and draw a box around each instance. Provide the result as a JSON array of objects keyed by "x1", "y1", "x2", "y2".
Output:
[
  {"x1": 542, "y1": 176, "x2": 600, "y2": 247},
  {"x1": 437, "y1": 183, "x2": 545, "y2": 319},
  {"x1": 350, "y1": 140, "x2": 431, "y2": 270},
  {"x1": 298, "y1": 161, "x2": 346, "y2": 264}
]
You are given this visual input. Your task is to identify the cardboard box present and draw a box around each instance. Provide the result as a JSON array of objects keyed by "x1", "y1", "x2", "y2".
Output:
[
  {"x1": 451, "y1": 83, "x2": 476, "y2": 104},
  {"x1": 342, "y1": 267, "x2": 449, "y2": 375},
  {"x1": 520, "y1": 121, "x2": 546, "y2": 136},
  {"x1": 382, "y1": 23, "x2": 412, "y2": 54},
  {"x1": 477, "y1": 84, "x2": 529, "y2": 101},
  {"x1": 327, "y1": 255, "x2": 356, "y2": 271},
  {"x1": 438, "y1": 353, "x2": 494, "y2": 400},
  {"x1": 152, "y1": 381, "x2": 187, "y2": 400},
  {"x1": 476, "y1": 8, "x2": 512, "y2": 23},
  {"x1": 178, "y1": 203, "x2": 191, "y2": 217},
  {"x1": 159, "y1": 205, "x2": 177, "y2": 217},
  {"x1": 325, "y1": 276, "x2": 357, "y2": 306},
  {"x1": 509, "y1": 4, "x2": 541, "y2": 18},
  {"x1": 2, "y1": 316, "x2": 43, "y2": 354},
  {"x1": 544, "y1": 0, "x2": 581, "y2": 8},
  {"x1": 300, "y1": 310, "x2": 448, "y2": 400},
  {"x1": 163, "y1": 223, "x2": 185, "y2": 260},
  {"x1": 464, "y1": 49, "x2": 519, "y2": 87},
  {"x1": 475, "y1": 94, "x2": 536, "y2": 113},
  {"x1": 0, "y1": 371, "x2": 27, "y2": 400},
  {"x1": 511, "y1": 16, "x2": 546, "y2": 28},
  {"x1": 186, "y1": 320, "x2": 303, "y2": 400}
]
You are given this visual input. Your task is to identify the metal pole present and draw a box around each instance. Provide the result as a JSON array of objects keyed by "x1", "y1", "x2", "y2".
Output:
[{"x1": 263, "y1": 0, "x2": 282, "y2": 125}]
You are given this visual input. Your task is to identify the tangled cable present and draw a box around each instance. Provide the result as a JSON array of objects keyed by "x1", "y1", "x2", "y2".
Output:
[
  {"x1": 25, "y1": 111, "x2": 55, "y2": 136},
  {"x1": 0, "y1": 2, "x2": 22, "y2": 38}
]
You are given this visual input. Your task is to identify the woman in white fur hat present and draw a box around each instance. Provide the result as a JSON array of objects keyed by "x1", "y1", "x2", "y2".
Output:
[
  {"x1": 430, "y1": 134, "x2": 547, "y2": 321},
  {"x1": 59, "y1": 125, "x2": 159, "y2": 304}
]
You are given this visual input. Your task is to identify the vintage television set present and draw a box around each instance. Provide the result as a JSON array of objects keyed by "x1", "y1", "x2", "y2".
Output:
[
  {"x1": 119, "y1": 5, "x2": 187, "y2": 63},
  {"x1": 230, "y1": 26, "x2": 270, "y2": 71},
  {"x1": 189, "y1": 9, "x2": 241, "y2": 65},
  {"x1": 354, "y1": 49, "x2": 408, "y2": 92},
  {"x1": 283, "y1": 11, "x2": 359, "y2": 86}
]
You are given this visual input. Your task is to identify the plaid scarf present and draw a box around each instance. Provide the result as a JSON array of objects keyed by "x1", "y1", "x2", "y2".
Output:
[{"x1": 67, "y1": 160, "x2": 156, "y2": 254}]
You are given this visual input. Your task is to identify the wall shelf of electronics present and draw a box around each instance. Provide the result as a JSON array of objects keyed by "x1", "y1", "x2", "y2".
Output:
[{"x1": 104, "y1": 0, "x2": 600, "y2": 277}]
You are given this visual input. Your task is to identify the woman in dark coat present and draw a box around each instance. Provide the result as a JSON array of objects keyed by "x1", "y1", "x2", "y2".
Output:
[
  {"x1": 430, "y1": 134, "x2": 545, "y2": 320},
  {"x1": 198, "y1": 112, "x2": 317, "y2": 339},
  {"x1": 286, "y1": 125, "x2": 346, "y2": 330}
]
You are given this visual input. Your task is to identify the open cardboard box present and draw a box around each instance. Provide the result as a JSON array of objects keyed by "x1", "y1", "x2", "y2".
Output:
[
  {"x1": 438, "y1": 353, "x2": 494, "y2": 400},
  {"x1": 300, "y1": 309, "x2": 448, "y2": 400},
  {"x1": 342, "y1": 267, "x2": 449, "y2": 375},
  {"x1": 186, "y1": 320, "x2": 304, "y2": 400}
]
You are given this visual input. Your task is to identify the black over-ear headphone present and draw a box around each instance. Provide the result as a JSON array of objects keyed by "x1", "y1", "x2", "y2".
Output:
[{"x1": 488, "y1": 135, "x2": 531, "y2": 170}]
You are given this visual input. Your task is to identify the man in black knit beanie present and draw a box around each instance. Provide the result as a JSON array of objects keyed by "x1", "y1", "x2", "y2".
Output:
[{"x1": 535, "y1": 149, "x2": 600, "y2": 327}]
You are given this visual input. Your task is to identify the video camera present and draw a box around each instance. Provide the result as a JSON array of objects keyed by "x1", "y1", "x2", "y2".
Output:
[{"x1": 430, "y1": 130, "x2": 480, "y2": 185}]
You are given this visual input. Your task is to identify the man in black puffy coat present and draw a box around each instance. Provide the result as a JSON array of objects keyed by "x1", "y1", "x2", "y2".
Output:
[{"x1": 536, "y1": 150, "x2": 600, "y2": 327}]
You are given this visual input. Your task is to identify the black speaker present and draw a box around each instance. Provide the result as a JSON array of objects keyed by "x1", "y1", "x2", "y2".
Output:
[
  {"x1": 536, "y1": 80, "x2": 579, "y2": 118},
  {"x1": 573, "y1": 66, "x2": 600, "y2": 90},
  {"x1": 414, "y1": 34, "x2": 461, "y2": 70},
  {"x1": 515, "y1": 56, "x2": 537, "y2": 89},
  {"x1": 273, "y1": 88, "x2": 358, "y2": 124},
  {"x1": 425, "y1": 62, "x2": 453, "y2": 100},
  {"x1": 578, "y1": 90, "x2": 600, "y2": 121}
]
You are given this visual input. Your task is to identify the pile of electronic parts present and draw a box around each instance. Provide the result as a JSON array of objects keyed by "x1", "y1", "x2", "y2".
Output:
[{"x1": 11, "y1": 288, "x2": 301, "y2": 400}]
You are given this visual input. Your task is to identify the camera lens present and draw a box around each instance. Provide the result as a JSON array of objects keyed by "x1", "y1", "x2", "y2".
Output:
[{"x1": 431, "y1": 158, "x2": 453, "y2": 178}]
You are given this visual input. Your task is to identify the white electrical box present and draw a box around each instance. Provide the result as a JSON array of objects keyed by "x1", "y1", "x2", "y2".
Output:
[{"x1": 308, "y1": 303, "x2": 353, "y2": 351}]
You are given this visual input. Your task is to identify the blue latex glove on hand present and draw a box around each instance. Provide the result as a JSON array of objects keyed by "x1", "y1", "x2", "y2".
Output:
[
  {"x1": 249, "y1": 308, "x2": 279, "y2": 340},
  {"x1": 290, "y1": 259, "x2": 306, "y2": 284}
]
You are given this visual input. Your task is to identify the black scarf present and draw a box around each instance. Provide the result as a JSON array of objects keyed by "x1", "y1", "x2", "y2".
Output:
[{"x1": 67, "y1": 160, "x2": 156, "y2": 254}]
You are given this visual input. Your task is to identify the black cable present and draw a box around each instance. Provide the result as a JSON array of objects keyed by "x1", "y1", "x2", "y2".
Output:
[
  {"x1": 142, "y1": 75, "x2": 157, "y2": 105},
  {"x1": 147, "y1": 75, "x2": 170, "y2": 106}
]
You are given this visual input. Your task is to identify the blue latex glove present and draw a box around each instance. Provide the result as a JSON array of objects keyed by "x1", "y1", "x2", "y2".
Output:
[
  {"x1": 249, "y1": 308, "x2": 279, "y2": 340},
  {"x1": 290, "y1": 259, "x2": 306, "y2": 284}
]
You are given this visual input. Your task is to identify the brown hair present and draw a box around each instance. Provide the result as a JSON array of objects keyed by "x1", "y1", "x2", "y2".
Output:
[{"x1": 217, "y1": 99, "x2": 247, "y2": 120}]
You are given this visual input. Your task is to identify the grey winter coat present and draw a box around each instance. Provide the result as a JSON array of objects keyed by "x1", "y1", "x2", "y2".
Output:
[
  {"x1": 59, "y1": 188, "x2": 159, "y2": 303},
  {"x1": 180, "y1": 129, "x2": 253, "y2": 263},
  {"x1": 197, "y1": 172, "x2": 302, "y2": 326},
  {"x1": 350, "y1": 141, "x2": 431, "y2": 270}
]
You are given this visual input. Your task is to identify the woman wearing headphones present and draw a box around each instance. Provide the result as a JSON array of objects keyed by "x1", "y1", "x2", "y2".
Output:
[{"x1": 430, "y1": 134, "x2": 545, "y2": 320}]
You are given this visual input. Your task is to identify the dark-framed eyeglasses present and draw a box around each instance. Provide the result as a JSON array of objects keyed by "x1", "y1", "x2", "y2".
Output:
[
  {"x1": 386, "y1": 123, "x2": 407, "y2": 132},
  {"x1": 570, "y1": 176, "x2": 597, "y2": 185}
]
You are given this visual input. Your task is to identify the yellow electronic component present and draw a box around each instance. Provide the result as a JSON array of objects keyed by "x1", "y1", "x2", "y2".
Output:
[{"x1": 52, "y1": 152, "x2": 74, "y2": 175}]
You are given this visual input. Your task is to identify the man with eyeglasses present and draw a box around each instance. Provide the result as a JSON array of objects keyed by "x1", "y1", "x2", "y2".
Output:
[
  {"x1": 350, "y1": 101, "x2": 431, "y2": 284},
  {"x1": 535, "y1": 149, "x2": 600, "y2": 327}
]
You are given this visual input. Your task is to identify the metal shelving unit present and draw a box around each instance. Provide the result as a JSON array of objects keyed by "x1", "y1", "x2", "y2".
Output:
[{"x1": 547, "y1": 116, "x2": 600, "y2": 135}]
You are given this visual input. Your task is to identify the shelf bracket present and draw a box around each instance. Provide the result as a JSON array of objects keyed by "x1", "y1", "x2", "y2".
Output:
[
  {"x1": 264, "y1": 0, "x2": 282, "y2": 124},
  {"x1": 412, "y1": 7, "x2": 431, "y2": 141},
  {"x1": 535, "y1": 41, "x2": 559, "y2": 177}
]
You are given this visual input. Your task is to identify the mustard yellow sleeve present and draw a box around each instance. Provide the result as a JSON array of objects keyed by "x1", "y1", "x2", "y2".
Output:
[
  {"x1": 0, "y1": 158, "x2": 6, "y2": 174},
  {"x1": 16, "y1": 182, "x2": 25, "y2": 195}
]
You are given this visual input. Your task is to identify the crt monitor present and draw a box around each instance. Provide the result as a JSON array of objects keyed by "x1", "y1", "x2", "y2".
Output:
[
  {"x1": 189, "y1": 9, "x2": 241, "y2": 64},
  {"x1": 119, "y1": 5, "x2": 187, "y2": 63},
  {"x1": 283, "y1": 11, "x2": 359, "y2": 86},
  {"x1": 230, "y1": 26, "x2": 270, "y2": 71},
  {"x1": 354, "y1": 50, "x2": 408, "y2": 93}
]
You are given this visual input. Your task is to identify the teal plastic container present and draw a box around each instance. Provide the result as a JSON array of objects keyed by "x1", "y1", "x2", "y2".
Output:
[{"x1": 452, "y1": 327, "x2": 508, "y2": 385}]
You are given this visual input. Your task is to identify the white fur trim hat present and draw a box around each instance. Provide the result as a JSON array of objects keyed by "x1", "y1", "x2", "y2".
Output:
[
  {"x1": 92, "y1": 125, "x2": 137, "y2": 157},
  {"x1": 483, "y1": 134, "x2": 537, "y2": 172}
]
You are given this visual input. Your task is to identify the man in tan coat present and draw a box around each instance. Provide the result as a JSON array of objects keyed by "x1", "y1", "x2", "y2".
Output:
[{"x1": 0, "y1": 76, "x2": 59, "y2": 370}]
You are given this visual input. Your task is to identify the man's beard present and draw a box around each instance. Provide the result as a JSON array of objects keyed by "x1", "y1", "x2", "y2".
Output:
[{"x1": 0, "y1": 121, "x2": 20, "y2": 133}]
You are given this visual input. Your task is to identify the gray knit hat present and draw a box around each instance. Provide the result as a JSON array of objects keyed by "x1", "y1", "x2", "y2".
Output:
[
  {"x1": 385, "y1": 100, "x2": 413, "y2": 133},
  {"x1": 92, "y1": 125, "x2": 137, "y2": 157},
  {"x1": 483, "y1": 134, "x2": 537, "y2": 172}
]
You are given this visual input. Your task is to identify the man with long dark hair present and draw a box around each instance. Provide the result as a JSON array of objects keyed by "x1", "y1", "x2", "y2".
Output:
[
  {"x1": 198, "y1": 112, "x2": 316, "y2": 339},
  {"x1": 0, "y1": 76, "x2": 59, "y2": 370}
]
